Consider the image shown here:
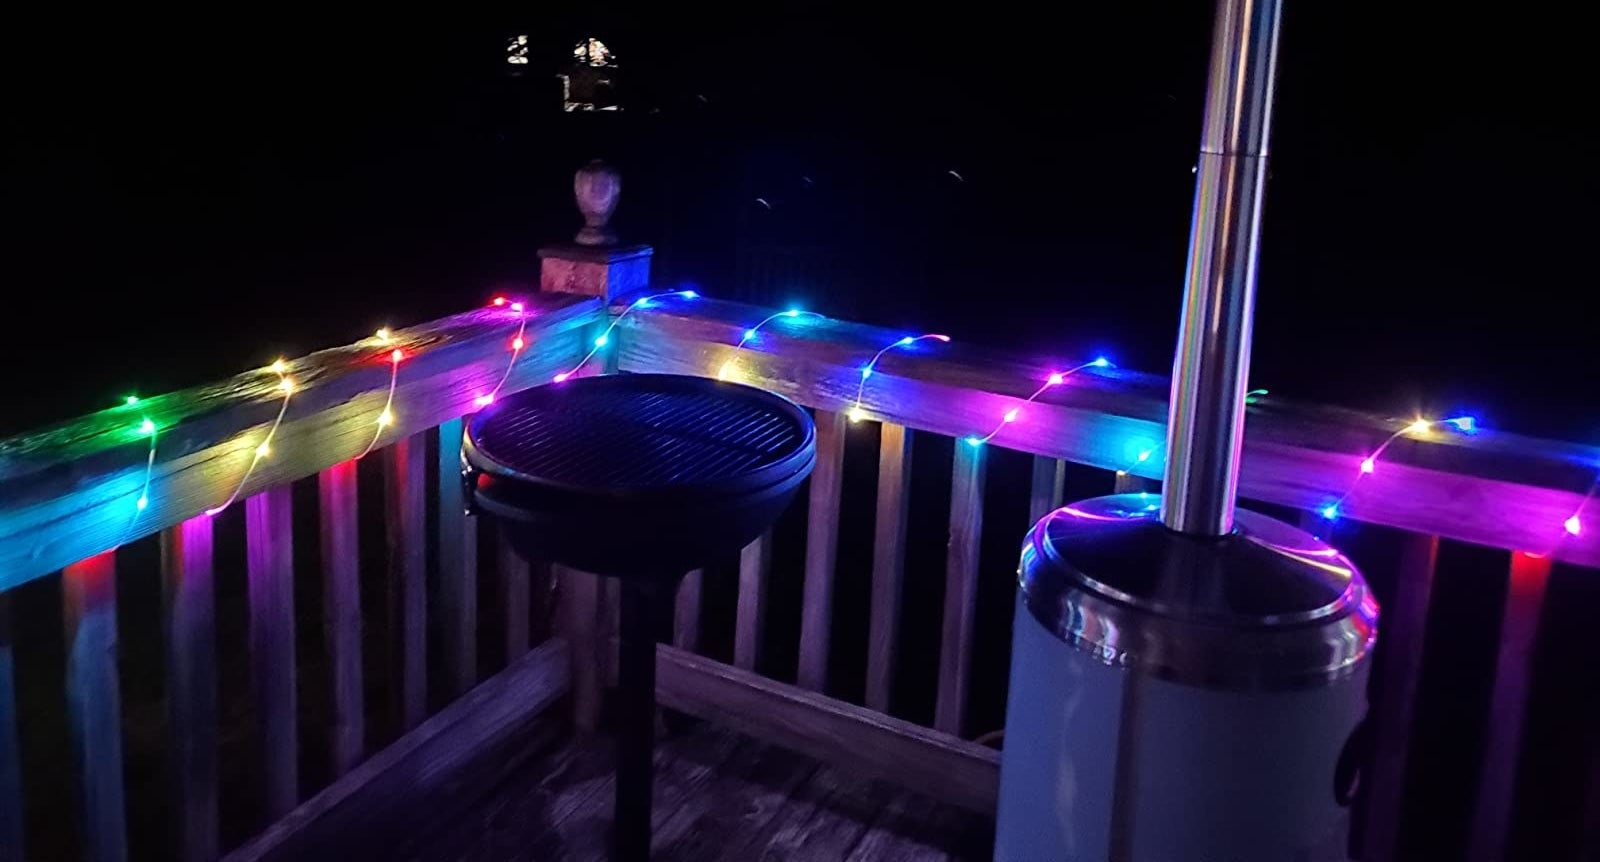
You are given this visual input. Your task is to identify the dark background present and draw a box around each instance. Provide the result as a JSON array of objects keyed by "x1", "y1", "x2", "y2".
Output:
[
  {"x1": 3, "y1": 5, "x2": 1597, "y2": 860},
  {"x1": 3, "y1": 6, "x2": 1595, "y2": 438}
]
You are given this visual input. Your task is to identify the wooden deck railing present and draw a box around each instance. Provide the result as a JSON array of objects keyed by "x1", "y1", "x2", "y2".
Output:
[
  {"x1": 2, "y1": 283, "x2": 1597, "y2": 860},
  {"x1": 0, "y1": 292, "x2": 602, "y2": 861},
  {"x1": 615, "y1": 295, "x2": 1600, "y2": 862}
]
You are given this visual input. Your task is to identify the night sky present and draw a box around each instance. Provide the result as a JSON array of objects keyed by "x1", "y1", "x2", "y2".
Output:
[{"x1": 3, "y1": 7, "x2": 1595, "y2": 439}]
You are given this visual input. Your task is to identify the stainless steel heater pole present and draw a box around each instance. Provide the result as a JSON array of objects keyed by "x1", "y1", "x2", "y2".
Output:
[
  {"x1": 994, "y1": 0, "x2": 1379, "y2": 859},
  {"x1": 1163, "y1": 0, "x2": 1282, "y2": 536}
]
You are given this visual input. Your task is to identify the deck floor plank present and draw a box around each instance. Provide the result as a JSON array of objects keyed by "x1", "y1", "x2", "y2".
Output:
[{"x1": 396, "y1": 719, "x2": 991, "y2": 861}]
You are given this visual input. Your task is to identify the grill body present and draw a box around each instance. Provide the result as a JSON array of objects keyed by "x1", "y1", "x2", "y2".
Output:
[{"x1": 462, "y1": 373, "x2": 816, "y2": 862}]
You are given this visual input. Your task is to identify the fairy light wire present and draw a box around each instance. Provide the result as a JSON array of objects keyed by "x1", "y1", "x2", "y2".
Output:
[
  {"x1": 1320, "y1": 415, "x2": 1475, "y2": 520},
  {"x1": 963, "y1": 357, "x2": 1111, "y2": 446},
  {"x1": 718, "y1": 309, "x2": 825, "y2": 380},
  {"x1": 553, "y1": 289, "x2": 699, "y2": 383},
  {"x1": 134, "y1": 418, "x2": 158, "y2": 511},
  {"x1": 847, "y1": 333, "x2": 951, "y2": 422},
  {"x1": 356, "y1": 348, "x2": 404, "y2": 460},
  {"x1": 476, "y1": 300, "x2": 530, "y2": 407},
  {"x1": 205, "y1": 362, "x2": 296, "y2": 516},
  {"x1": 1562, "y1": 476, "x2": 1598, "y2": 537}
]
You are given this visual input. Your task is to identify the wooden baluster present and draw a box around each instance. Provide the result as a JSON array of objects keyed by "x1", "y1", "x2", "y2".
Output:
[
  {"x1": 1361, "y1": 533, "x2": 1438, "y2": 862},
  {"x1": 386, "y1": 433, "x2": 428, "y2": 732},
  {"x1": 798, "y1": 410, "x2": 846, "y2": 692},
  {"x1": 63, "y1": 551, "x2": 127, "y2": 862},
  {"x1": 246, "y1": 486, "x2": 298, "y2": 819},
  {"x1": 866, "y1": 424, "x2": 914, "y2": 714},
  {"x1": 555, "y1": 564, "x2": 603, "y2": 734},
  {"x1": 436, "y1": 419, "x2": 478, "y2": 698},
  {"x1": 1113, "y1": 471, "x2": 1152, "y2": 494},
  {"x1": 498, "y1": 536, "x2": 531, "y2": 661},
  {"x1": 0, "y1": 593, "x2": 24, "y2": 862},
  {"x1": 936, "y1": 441, "x2": 986, "y2": 736},
  {"x1": 734, "y1": 534, "x2": 771, "y2": 672},
  {"x1": 1467, "y1": 550, "x2": 1551, "y2": 862},
  {"x1": 1027, "y1": 455, "x2": 1064, "y2": 526},
  {"x1": 162, "y1": 517, "x2": 218, "y2": 862},
  {"x1": 674, "y1": 570, "x2": 703, "y2": 654},
  {"x1": 318, "y1": 461, "x2": 364, "y2": 777}
]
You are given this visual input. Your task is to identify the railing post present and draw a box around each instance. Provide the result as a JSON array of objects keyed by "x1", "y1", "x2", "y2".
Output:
[
  {"x1": 1468, "y1": 550, "x2": 1551, "y2": 861},
  {"x1": 936, "y1": 441, "x2": 986, "y2": 736},
  {"x1": 867, "y1": 423, "x2": 914, "y2": 714},
  {"x1": 435, "y1": 419, "x2": 479, "y2": 699},
  {"x1": 318, "y1": 461, "x2": 364, "y2": 777},
  {"x1": 734, "y1": 534, "x2": 771, "y2": 672},
  {"x1": 63, "y1": 551, "x2": 127, "y2": 862},
  {"x1": 673, "y1": 570, "x2": 703, "y2": 654},
  {"x1": 162, "y1": 517, "x2": 218, "y2": 862},
  {"x1": 0, "y1": 593, "x2": 24, "y2": 862},
  {"x1": 1027, "y1": 455, "x2": 1065, "y2": 526},
  {"x1": 385, "y1": 433, "x2": 428, "y2": 732},
  {"x1": 246, "y1": 486, "x2": 298, "y2": 820},
  {"x1": 1360, "y1": 532, "x2": 1438, "y2": 862},
  {"x1": 798, "y1": 410, "x2": 847, "y2": 692}
]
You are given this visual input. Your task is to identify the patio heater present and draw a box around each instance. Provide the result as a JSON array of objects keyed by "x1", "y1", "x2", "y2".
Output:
[{"x1": 993, "y1": 0, "x2": 1378, "y2": 858}]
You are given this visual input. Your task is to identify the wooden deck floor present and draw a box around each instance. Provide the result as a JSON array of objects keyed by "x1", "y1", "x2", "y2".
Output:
[{"x1": 394, "y1": 718, "x2": 995, "y2": 861}]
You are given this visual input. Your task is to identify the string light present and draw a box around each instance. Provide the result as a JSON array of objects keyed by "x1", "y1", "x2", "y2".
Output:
[
  {"x1": 847, "y1": 333, "x2": 952, "y2": 422},
  {"x1": 356, "y1": 348, "x2": 404, "y2": 459},
  {"x1": 474, "y1": 298, "x2": 531, "y2": 407},
  {"x1": 132, "y1": 416, "x2": 158, "y2": 512},
  {"x1": 124, "y1": 395, "x2": 140, "y2": 407},
  {"x1": 1562, "y1": 475, "x2": 1598, "y2": 537},
  {"x1": 375, "y1": 327, "x2": 392, "y2": 344},
  {"x1": 717, "y1": 308, "x2": 824, "y2": 380},
  {"x1": 553, "y1": 289, "x2": 699, "y2": 383},
  {"x1": 1114, "y1": 446, "x2": 1157, "y2": 477},
  {"x1": 963, "y1": 357, "x2": 1111, "y2": 446},
  {"x1": 1320, "y1": 415, "x2": 1476, "y2": 520},
  {"x1": 206, "y1": 361, "x2": 295, "y2": 516}
]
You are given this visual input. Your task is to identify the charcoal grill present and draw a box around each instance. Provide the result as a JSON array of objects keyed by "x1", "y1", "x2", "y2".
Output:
[{"x1": 462, "y1": 373, "x2": 815, "y2": 862}]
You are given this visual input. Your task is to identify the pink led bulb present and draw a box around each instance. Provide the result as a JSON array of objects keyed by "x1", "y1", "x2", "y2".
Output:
[
  {"x1": 390, "y1": 349, "x2": 403, "y2": 364},
  {"x1": 492, "y1": 296, "x2": 507, "y2": 307},
  {"x1": 512, "y1": 336, "x2": 525, "y2": 350},
  {"x1": 474, "y1": 394, "x2": 494, "y2": 407},
  {"x1": 1360, "y1": 457, "x2": 1376, "y2": 474},
  {"x1": 1047, "y1": 372, "x2": 1065, "y2": 386},
  {"x1": 1566, "y1": 515, "x2": 1583, "y2": 536},
  {"x1": 510, "y1": 302, "x2": 524, "y2": 313},
  {"x1": 553, "y1": 372, "x2": 571, "y2": 383}
]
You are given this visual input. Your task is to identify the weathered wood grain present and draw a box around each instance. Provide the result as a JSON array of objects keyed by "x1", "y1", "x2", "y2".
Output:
[
  {"x1": 935, "y1": 443, "x2": 985, "y2": 737},
  {"x1": 498, "y1": 535, "x2": 531, "y2": 661},
  {"x1": 162, "y1": 516, "x2": 218, "y2": 862},
  {"x1": 0, "y1": 294, "x2": 602, "y2": 590},
  {"x1": 797, "y1": 410, "x2": 846, "y2": 692},
  {"x1": 246, "y1": 486, "x2": 298, "y2": 820},
  {"x1": 653, "y1": 645, "x2": 999, "y2": 814},
  {"x1": 866, "y1": 423, "x2": 913, "y2": 714},
  {"x1": 616, "y1": 298, "x2": 1600, "y2": 567},
  {"x1": 222, "y1": 638, "x2": 571, "y2": 862},
  {"x1": 434, "y1": 418, "x2": 477, "y2": 699},
  {"x1": 650, "y1": 738, "x2": 814, "y2": 861},
  {"x1": 1468, "y1": 550, "x2": 1551, "y2": 862},
  {"x1": 317, "y1": 460, "x2": 364, "y2": 778},
  {"x1": 1361, "y1": 533, "x2": 1437, "y2": 862},
  {"x1": 735, "y1": 534, "x2": 771, "y2": 672},
  {"x1": 674, "y1": 570, "x2": 703, "y2": 653},
  {"x1": 63, "y1": 551, "x2": 128, "y2": 862},
  {"x1": 385, "y1": 434, "x2": 427, "y2": 732},
  {"x1": 555, "y1": 564, "x2": 603, "y2": 733},
  {"x1": 1027, "y1": 455, "x2": 1064, "y2": 526},
  {"x1": 0, "y1": 594, "x2": 23, "y2": 862}
]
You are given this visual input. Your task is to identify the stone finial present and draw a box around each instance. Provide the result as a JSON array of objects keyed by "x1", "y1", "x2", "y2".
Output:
[{"x1": 573, "y1": 160, "x2": 621, "y2": 246}]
